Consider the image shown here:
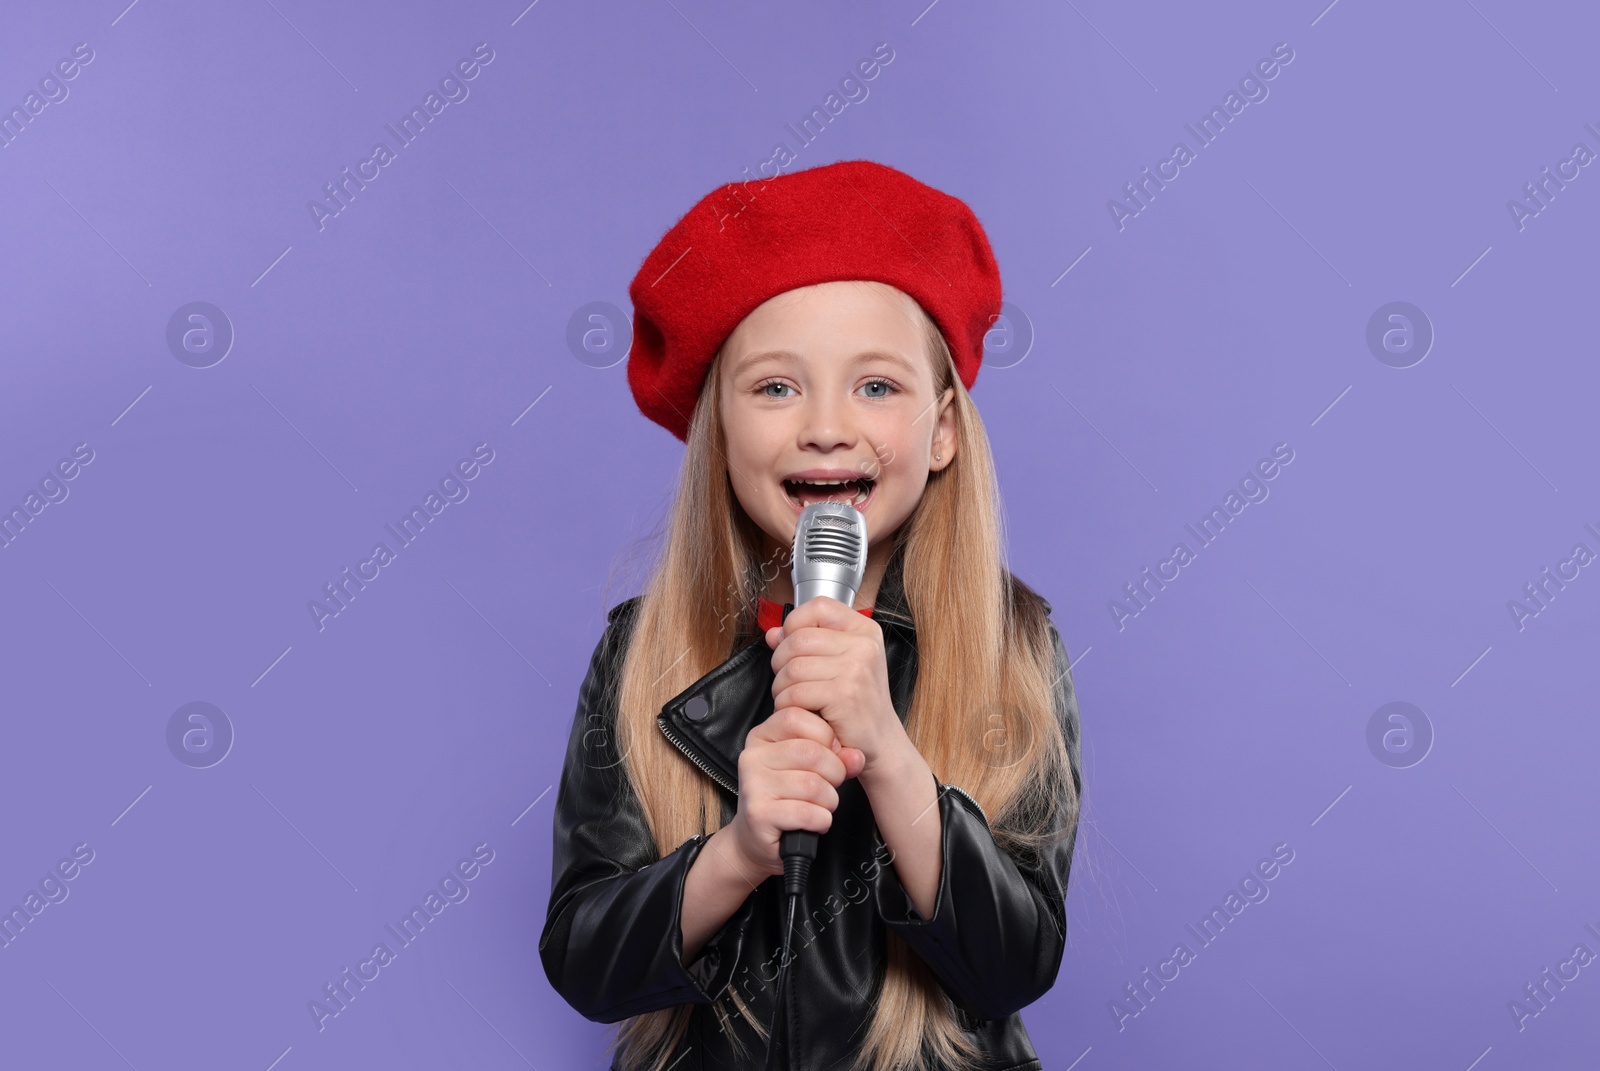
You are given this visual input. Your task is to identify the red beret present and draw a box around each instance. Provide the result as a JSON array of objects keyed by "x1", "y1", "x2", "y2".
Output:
[{"x1": 625, "y1": 159, "x2": 1003, "y2": 442}]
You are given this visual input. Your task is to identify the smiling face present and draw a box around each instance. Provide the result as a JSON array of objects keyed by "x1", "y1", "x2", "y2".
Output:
[{"x1": 716, "y1": 280, "x2": 958, "y2": 598}]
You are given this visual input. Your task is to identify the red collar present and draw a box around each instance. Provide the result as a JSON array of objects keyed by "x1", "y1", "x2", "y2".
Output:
[{"x1": 756, "y1": 597, "x2": 874, "y2": 634}]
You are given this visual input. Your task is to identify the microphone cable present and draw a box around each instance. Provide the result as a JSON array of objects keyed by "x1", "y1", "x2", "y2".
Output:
[{"x1": 762, "y1": 828, "x2": 817, "y2": 1071}]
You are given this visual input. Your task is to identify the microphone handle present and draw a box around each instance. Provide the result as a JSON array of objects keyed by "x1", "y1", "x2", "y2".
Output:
[
  {"x1": 775, "y1": 602, "x2": 821, "y2": 897},
  {"x1": 780, "y1": 829, "x2": 818, "y2": 898}
]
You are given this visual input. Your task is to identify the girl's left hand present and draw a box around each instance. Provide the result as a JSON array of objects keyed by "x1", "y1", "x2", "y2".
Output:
[{"x1": 765, "y1": 597, "x2": 906, "y2": 783}]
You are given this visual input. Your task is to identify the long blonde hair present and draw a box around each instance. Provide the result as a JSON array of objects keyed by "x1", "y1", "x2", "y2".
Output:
[{"x1": 599, "y1": 286, "x2": 1079, "y2": 1071}]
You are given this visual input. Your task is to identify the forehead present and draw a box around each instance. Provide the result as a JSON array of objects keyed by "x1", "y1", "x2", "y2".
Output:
[{"x1": 723, "y1": 281, "x2": 928, "y2": 375}]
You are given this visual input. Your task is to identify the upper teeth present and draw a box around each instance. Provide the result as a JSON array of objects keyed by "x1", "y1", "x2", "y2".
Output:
[{"x1": 788, "y1": 478, "x2": 871, "y2": 504}]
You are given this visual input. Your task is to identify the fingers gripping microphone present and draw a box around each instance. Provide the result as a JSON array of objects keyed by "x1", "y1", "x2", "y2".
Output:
[
  {"x1": 767, "y1": 500, "x2": 868, "y2": 1071},
  {"x1": 779, "y1": 500, "x2": 869, "y2": 896}
]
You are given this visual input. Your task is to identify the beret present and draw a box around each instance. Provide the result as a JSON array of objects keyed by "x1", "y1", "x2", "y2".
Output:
[{"x1": 625, "y1": 159, "x2": 1003, "y2": 442}]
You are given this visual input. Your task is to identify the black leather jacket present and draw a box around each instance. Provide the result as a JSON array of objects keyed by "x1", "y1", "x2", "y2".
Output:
[{"x1": 540, "y1": 555, "x2": 1083, "y2": 1071}]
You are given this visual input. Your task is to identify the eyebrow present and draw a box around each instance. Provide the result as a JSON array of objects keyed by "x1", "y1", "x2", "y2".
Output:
[{"x1": 735, "y1": 348, "x2": 919, "y2": 376}]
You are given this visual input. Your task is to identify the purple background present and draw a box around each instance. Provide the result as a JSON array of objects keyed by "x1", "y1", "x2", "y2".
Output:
[{"x1": 3, "y1": 0, "x2": 1596, "y2": 1068}]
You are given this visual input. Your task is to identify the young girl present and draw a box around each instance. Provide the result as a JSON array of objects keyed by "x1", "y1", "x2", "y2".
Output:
[{"x1": 541, "y1": 160, "x2": 1083, "y2": 1071}]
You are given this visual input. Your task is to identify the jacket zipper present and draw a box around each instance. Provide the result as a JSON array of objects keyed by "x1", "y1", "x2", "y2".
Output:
[
  {"x1": 942, "y1": 782, "x2": 990, "y2": 825},
  {"x1": 657, "y1": 713, "x2": 739, "y2": 795}
]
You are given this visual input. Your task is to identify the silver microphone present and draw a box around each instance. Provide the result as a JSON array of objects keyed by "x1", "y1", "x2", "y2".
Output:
[{"x1": 777, "y1": 500, "x2": 868, "y2": 900}]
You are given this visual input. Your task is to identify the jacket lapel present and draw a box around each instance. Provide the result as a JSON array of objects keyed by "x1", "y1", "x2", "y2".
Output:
[{"x1": 657, "y1": 544, "x2": 917, "y2": 797}]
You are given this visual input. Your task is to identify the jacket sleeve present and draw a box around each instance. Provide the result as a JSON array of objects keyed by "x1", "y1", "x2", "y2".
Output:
[
  {"x1": 870, "y1": 614, "x2": 1083, "y2": 1022},
  {"x1": 539, "y1": 605, "x2": 758, "y2": 1023}
]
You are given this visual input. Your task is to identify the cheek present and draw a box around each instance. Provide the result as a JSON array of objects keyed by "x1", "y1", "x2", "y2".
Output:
[
  {"x1": 870, "y1": 433, "x2": 917, "y2": 479},
  {"x1": 719, "y1": 412, "x2": 759, "y2": 469},
  {"x1": 726, "y1": 429, "x2": 774, "y2": 477}
]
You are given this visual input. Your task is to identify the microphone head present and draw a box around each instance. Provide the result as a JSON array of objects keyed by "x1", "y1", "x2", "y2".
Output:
[{"x1": 791, "y1": 501, "x2": 869, "y2": 607}]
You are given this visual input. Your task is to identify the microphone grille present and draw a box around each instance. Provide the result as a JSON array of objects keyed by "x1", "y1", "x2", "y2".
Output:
[{"x1": 803, "y1": 515, "x2": 862, "y2": 566}]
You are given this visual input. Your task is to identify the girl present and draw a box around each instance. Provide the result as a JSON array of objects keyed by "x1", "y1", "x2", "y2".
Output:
[{"x1": 541, "y1": 160, "x2": 1083, "y2": 1071}]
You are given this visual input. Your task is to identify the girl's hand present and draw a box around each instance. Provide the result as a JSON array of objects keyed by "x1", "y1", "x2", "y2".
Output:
[
  {"x1": 765, "y1": 597, "x2": 905, "y2": 786},
  {"x1": 727, "y1": 707, "x2": 864, "y2": 879}
]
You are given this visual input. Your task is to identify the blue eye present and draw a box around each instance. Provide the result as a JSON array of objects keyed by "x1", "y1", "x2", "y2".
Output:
[{"x1": 755, "y1": 378, "x2": 897, "y2": 399}]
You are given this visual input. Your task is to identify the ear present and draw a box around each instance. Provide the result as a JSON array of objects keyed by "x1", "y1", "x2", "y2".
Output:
[{"x1": 929, "y1": 387, "x2": 957, "y2": 472}]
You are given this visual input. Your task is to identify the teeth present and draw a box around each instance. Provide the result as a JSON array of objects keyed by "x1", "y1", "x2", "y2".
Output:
[{"x1": 785, "y1": 478, "x2": 873, "y2": 507}]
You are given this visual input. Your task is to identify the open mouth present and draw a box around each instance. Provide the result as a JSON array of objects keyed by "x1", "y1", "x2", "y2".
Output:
[{"x1": 782, "y1": 476, "x2": 875, "y2": 510}]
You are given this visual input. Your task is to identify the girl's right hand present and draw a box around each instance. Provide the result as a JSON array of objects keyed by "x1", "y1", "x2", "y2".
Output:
[{"x1": 726, "y1": 706, "x2": 863, "y2": 879}]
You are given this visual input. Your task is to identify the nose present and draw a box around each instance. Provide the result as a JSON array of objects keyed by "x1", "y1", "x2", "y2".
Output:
[{"x1": 797, "y1": 387, "x2": 858, "y2": 453}]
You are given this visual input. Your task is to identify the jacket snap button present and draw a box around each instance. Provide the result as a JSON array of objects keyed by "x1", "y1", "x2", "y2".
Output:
[{"x1": 685, "y1": 696, "x2": 710, "y2": 721}]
